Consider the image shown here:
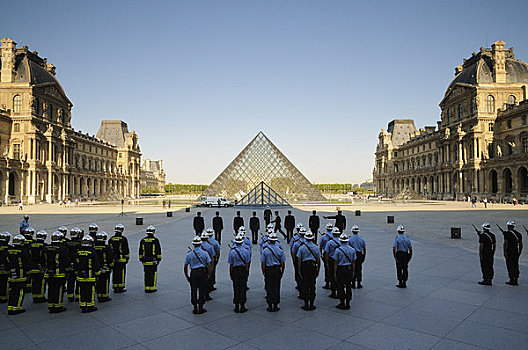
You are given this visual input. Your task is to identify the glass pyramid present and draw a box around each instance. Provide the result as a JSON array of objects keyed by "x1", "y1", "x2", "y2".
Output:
[
  {"x1": 237, "y1": 182, "x2": 290, "y2": 206},
  {"x1": 203, "y1": 132, "x2": 326, "y2": 203}
]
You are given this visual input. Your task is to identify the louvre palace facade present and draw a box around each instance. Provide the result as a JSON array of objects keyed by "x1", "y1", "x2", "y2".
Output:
[
  {"x1": 0, "y1": 37, "x2": 142, "y2": 204},
  {"x1": 374, "y1": 40, "x2": 528, "y2": 201}
]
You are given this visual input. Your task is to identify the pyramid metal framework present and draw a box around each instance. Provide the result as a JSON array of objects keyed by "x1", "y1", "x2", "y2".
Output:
[
  {"x1": 203, "y1": 132, "x2": 325, "y2": 202},
  {"x1": 237, "y1": 182, "x2": 290, "y2": 206}
]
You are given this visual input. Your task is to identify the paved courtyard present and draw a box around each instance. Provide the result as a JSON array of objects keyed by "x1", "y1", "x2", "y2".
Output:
[{"x1": 1, "y1": 205, "x2": 528, "y2": 349}]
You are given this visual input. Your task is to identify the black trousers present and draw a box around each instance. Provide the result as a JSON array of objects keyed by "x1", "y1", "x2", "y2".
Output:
[
  {"x1": 113, "y1": 262, "x2": 127, "y2": 289},
  {"x1": 211, "y1": 259, "x2": 218, "y2": 287},
  {"x1": 301, "y1": 261, "x2": 318, "y2": 302},
  {"x1": 190, "y1": 267, "x2": 207, "y2": 307},
  {"x1": 274, "y1": 227, "x2": 286, "y2": 241},
  {"x1": 231, "y1": 266, "x2": 247, "y2": 305},
  {"x1": 286, "y1": 228, "x2": 294, "y2": 243},
  {"x1": 310, "y1": 228, "x2": 319, "y2": 242},
  {"x1": 354, "y1": 252, "x2": 364, "y2": 282},
  {"x1": 66, "y1": 270, "x2": 79, "y2": 299},
  {"x1": 214, "y1": 230, "x2": 222, "y2": 244},
  {"x1": 143, "y1": 265, "x2": 158, "y2": 291},
  {"x1": 8, "y1": 280, "x2": 26, "y2": 312},
  {"x1": 395, "y1": 251, "x2": 410, "y2": 282},
  {"x1": 47, "y1": 277, "x2": 65, "y2": 311},
  {"x1": 336, "y1": 265, "x2": 353, "y2": 302},
  {"x1": 25, "y1": 275, "x2": 32, "y2": 293},
  {"x1": 505, "y1": 251, "x2": 520, "y2": 280},
  {"x1": 264, "y1": 266, "x2": 282, "y2": 305},
  {"x1": 30, "y1": 272, "x2": 46, "y2": 300},
  {"x1": 293, "y1": 257, "x2": 301, "y2": 292},
  {"x1": 480, "y1": 251, "x2": 494, "y2": 281},
  {"x1": 78, "y1": 280, "x2": 96, "y2": 309},
  {"x1": 328, "y1": 258, "x2": 337, "y2": 294},
  {"x1": 0, "y1": 274, "x2": 7, "y2": 302},
  {"x1": 251, "y1": 230, "x2": 258, "y2": 245},
  {"x1": 96, "y1": 271, "x2": 111, "y2": 297}
]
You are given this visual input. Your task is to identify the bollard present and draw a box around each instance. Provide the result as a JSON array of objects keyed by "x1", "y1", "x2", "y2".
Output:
[
  {"x1": 185, "y1": 207, "x2": 191, "y2": 213},
  {"x1": 167, "y1": 211, "x2": 173, "y2": 217},
  {"x1": 387, "y1": 216, "x2": 394, "y2": 224},
  {"x1": 355, "y1": 210, "x2": 361, "y2": 216},
  {"x1": 136, "y1": 217, "x2": 143, "y2": 225},
  {"x1": 451, "y1": 227, "x2": 461, "y2": 239}
]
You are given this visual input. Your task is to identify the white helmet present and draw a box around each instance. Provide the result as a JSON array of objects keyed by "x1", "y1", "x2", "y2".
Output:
[
  {"x1": 299, "y1": 227, "x2": 307, "y2": 235},
  {"x1": 351, "y1": 225, "x2": 360, "y2": 233},
  {"x1": 397, "y1": 225, "x2": 405, "y2": 233},
  {"x1": 192, "y1": 236, "x2": 202, "y2": 245},
  {"x1": 238, "y1": 226, "x2": 246, "y2": 234},
  {"x1": 200, "y1": 231, "x2": 209, "y2": 239},
  {"x1": 326, "y1": 222, "x2": 333, "y2": 230},
  {"x1": 234, "y1": 235, "x2": 244, "y2": 244},
  {"x1": 268, "y1": 232, "x2": 278, "y2": 241},
  {"x1": 482, "y1": 222, "x2": 491, "y2": 229},
  {"x1": 266, "y1": 228, "x2": 274, "y2": 235},
  {"x1": 339, "y1": 233, "x2": 349, "y2": 242},
  {"x1": 305, "y1": 230, "x2": 315, "y2": 240},
  {"x1": 206, "y1": 228, "x2": 214, "y2": 236},
  {"x1": 81, "y1": 235, "x2": 94, "y2": 247},
  {"x1": 296, "y1": 223, "x2": 304, "y2": 229},
  {"x1": 506, "y1": 220, "x2": 515, "y2": 227},
  {"x1": 267, "y1": 223, "x2": 274, "y2": 230},
  {"x1": 332, "y1": 227, "x2": 340, "y2": 235}
]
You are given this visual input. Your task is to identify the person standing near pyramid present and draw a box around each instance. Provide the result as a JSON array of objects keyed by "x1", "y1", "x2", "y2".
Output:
[
  {"x1": 264, "y1": 206, "x2": 273, "y2": 226},
  {"x1": 271, "y1": 211, "x2": 287, "y2": 240},
  {"x1": 284, "y1": 210, "x2": 295, "y2": 244},
  {"x1": 233, "y1": 211, "x2": 244, "y2": 235}
]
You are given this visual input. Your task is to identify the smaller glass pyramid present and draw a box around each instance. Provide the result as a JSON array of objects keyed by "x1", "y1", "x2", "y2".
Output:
[
  {"x1": 237, "y1": 182, "x2": 290, "y2": 206},
  {"x1": 203, "y1": 132, "x2": 325, "y2": 202}
]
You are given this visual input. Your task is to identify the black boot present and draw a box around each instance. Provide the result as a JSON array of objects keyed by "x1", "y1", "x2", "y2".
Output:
[
  {"x1": 309, "y1": 299, "x2": 316, "y2": 311},
  {"x1": 197, "y1": 304, "x2": 207, "y2": 314},
  {"x1": 322, "y1": 282, "x2": 330, "y2": 290},
  {"x1": 234, "y1": 304, "x2": 240, "y2": 313},
  {"x1": 351, "y1": 280, "x2": 356, "y2": 289},
  {"x1": 301, "y1": 300, "x2": 309, "y2": 311},
  {"x1": 336, "y1": 301, "x2": 346, "y2": 309},
  {"x1": 273, "y1": 304, "x2": 280, "y2": 312},
  {"x1": 266, "y1": 303, "x2": 273, "y2": 312},
  {"x1": 239, "y1": 304, "x2": 248, "y2": 313},
  {"x1": 357, "y1": 281, "x2": 363, "y2": 289},
  {"x1": 345, "y1": 299, "x2": 350, "y2": 310},
  {"x1": 193, "y1": 305, "x2": 199, "y2": 314}
]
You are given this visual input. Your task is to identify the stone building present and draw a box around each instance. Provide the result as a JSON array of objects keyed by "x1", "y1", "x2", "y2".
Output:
[
  {"x1": 140, "y1": 159, "x2": 166, "y2": 193},
  {"x1": 0, "y1": 37, "x2": 141, "y2": 204},
  {"x1": 374, "y1": 40, "x2": 528, "y2": 202}
]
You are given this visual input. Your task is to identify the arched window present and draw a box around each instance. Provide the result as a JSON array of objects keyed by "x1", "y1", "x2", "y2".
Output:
[
  {"x1": 507, "y1": 119, "x2": 512, "y2": 129},
  {"x1": 13, "y1": 95, "x2": 22, "y2": 113},
  {"x1": 48, "y1": 104, "x2": 53, "y2": 120},
  {"x1": 470, "y1": 97, "x2": 476, "y2": 114},
  {"x1": 458, "y1": 104, "x2": 462, "y2": 119},
  {"x1": 523, "y1": 115, "x2": 527, "y2": 125},
  {"x1": 486, "y1": 95, "x2": 495, "y2": 113},
  {"x1": 13, "y1": 123, "x2": 20, "y2": 132},
  {"x1": 508, "y1": 95, "x2": 516, "y2": 105}
]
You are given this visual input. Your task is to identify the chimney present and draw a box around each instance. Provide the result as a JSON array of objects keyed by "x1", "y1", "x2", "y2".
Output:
[
  {"x1": 491, "y1": 40, "x2": 507, "y2": 83},
  {"x1": 1, "y1": 38, "x2": 17, "y2": 83},
  {"x1": 45, "y1": 63, "x2": 56, "y2": 75}
]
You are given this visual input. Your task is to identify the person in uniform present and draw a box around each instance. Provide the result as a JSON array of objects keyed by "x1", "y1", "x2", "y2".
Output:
[
  {"x1": 503, "y1": 220, "x2": 523, "y2": 285},
  {"x1": 348, "y1": 225, "x2": 366, "y2": 289},
  {"x1": 7, "y1": 234, "x2": 29, "y2": 315},
  {"x1": 184, "y1": 236, "x2": 211, "y2": 314},
  {"x1": 21, "y1": 227, "x2": 34, "y2": 293},
  {"x1": 271, "y1": 211, "x2": 287, "y2": 241},
  {"x1": 139, "y1": 226, "x2": 162, "y2": 293},
  {"x1": 309, "y1": 210, "x2": 320, "y2": 241},
  {"x1": 324, "y1": 227, "x2": 341, "y2": 298},
  {"x1": 109, "y1": 224, "x2": 129, "y2": 293},
  {"x1": 19, "y1": 215, "x2": 30, "y2": 234},
  {"x1": 193, "y1": 212, "x2": 205, "y2": 235},
  {"x1": 291, "y1": 227, "x2": 307, "y2": 297},
  {"x1": 233, "y1": 211, "x2": 244, "y2": 235},
  {"x1": 88, "y1": 223, "x2": 99, "y2": 240},
  {"x1": 29, "y1": 229, "x2": 47, "y2": 303},
  {"x1": 206, "y1": 228, "x2": 220, "y2": 291},
  {"x1": 43, "y1": 231, "x2": 69, "y2": 313},
  {"x1": 249, "y1": 212, "x2": 260, "y2": 245},
  {"x1": 284, "y1": 210, "x2": 295, "y2": 244},
  {"x1": 0, "y1": 232, "x2": 11, "y2": 304},
  {"x1": 228, "y1": 234, "x2": 250, "y2": 313},
  {"x1": 319, "y1": 223, "x2": 333, "y2": 289},
  {"x1": 212, "y1": 211, "x2": 224, "y2": 244},
  {"x1": 261, "y1": 232, "x2": 286, "y2": 312},
  {"x1": 297, "y1": 230, "x2": 320, "y2": 311},
  {"x1": 324, "y1": 210, "x2": 346, "y2": 233},
  {"x1": 200, "y1": 231, "x2": 216, "y2": 300},
  {"x1": 393, "y1": 225, "x2": 412, "y2": 288},
  {"x1": 65, "y1": 227, "x2": 83, "y2": 301},
  {"x1": 74, "y1": 235, "x2": 101, "y2": 313},
  {"x1": 476, "y1": 222, "x2": 496, "y2": 286},
  {"x1": 263, "y1": 206, "x2": 272, "y2": 226},
  {"x1": 58, "y1": 226, "x2": 68, "y2": 243},
  {"x1": 95, "y1": 231, "x2": 114, "y2": 301},
  {"x1": 333, "y1": 233, "x2": 356, "y2": 310}
]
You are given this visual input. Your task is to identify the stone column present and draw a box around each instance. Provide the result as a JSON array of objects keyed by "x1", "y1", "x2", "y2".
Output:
[{"x1": 4, "y1": 170, "x2": 9, "y2": 204}]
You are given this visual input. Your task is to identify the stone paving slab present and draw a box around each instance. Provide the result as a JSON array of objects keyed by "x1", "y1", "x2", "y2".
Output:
[{"x1": 1, "y1": 206, "x2": 527, "y2": 349}]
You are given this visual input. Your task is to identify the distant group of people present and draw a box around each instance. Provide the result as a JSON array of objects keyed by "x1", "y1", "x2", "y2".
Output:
[{"x1": 1, "y1": 215, "x2": 161, "y2": 315}]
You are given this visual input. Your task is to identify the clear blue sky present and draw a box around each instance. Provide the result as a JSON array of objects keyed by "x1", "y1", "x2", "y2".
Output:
[{"x1": 4, "y1": 1, "x2": 527, "y2": 183}]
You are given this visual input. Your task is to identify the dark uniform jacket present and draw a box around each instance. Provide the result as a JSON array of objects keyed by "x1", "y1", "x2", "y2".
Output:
[
  {"x1": 504, "y1": 229, "x2": 523, "y2": 254},
  {"x1": 327, "y1": 214, "x2": 346, "y2": 232},
  {"x1": 109, "y1": 235, "x2": 130, "y2": 263},
  {"x1": 213, "y1": 216, "x2": 223, "y2": 231},
  {"x1": 7, "y1": 245, "x2": 30, "y2": 282},
  {"x1": 284, "y1": 215, "x2": 295, "y2": 230},
  {"x1": 139, "y1": 236, "x2": 162, "y2": 265},
  {"x1": 233, "y1": 216, "x2": 244, "y2": 232},
  {"x1": 43, "y1": 243, "x2": 70, "y2": 278},
  {"x1": 28, "y1": 240, "x2": 46, "y2": 274},
  {"x1": 272, "y1": 215, "x2": 282, "y2": 229},
  {"x1": 250, "y1": 217, "x2": 260, "y2": 231},
  {"x1": 65, "y1": 239, "x2": 81, "y2": 271},
  {"x1": 263, "y1": 209, "x2": 272, "y2": 222},
  {"x1": 0, "y1": 243, "x2": 11, "y2": 274},
  {"x1": 479, "y1": 231, "x2": 496, "y2": 255},
  {"x1": 94, "y1": 243, "x2": 115, "y2": 272},
  {"x1": 74, "y1": 247, "x2": 101, "y2": 283},
  {"x1": 309, "y1": 215, "x2": 320, "y2": 233},
  {"x1": 193, "y1": 216, "x2": 205, "y2": 233}
]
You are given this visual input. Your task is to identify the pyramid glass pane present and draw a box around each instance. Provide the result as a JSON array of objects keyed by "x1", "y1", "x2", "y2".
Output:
[{"x1": 203, "y1": 132, "x2": 325, "y2": 203}]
